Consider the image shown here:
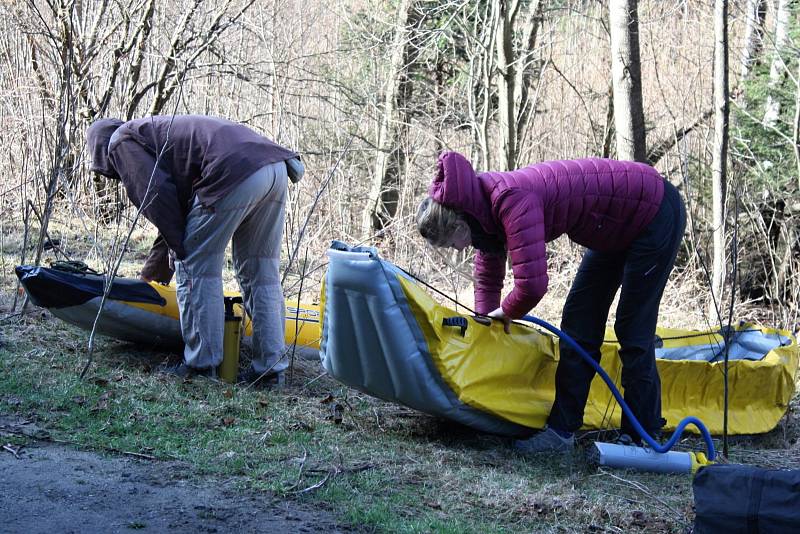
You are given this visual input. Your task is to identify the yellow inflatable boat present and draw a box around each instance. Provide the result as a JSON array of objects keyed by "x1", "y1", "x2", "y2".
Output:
[
  {"x1": 15, "y1": 265, "x2": 320, "y2": 352},
  {"x1": 320, "y1": 242, "x2": 799, "y2": 437}
]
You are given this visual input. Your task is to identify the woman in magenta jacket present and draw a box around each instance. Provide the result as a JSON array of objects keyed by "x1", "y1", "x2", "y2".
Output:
[{"x1": 417, "y1": 152, "x2": 686, "y2": 453}]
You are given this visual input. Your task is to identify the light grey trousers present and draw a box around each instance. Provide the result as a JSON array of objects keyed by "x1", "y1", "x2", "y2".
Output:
[{"x1": 176, "y1": 161, "x2": 288, "y2": 374}]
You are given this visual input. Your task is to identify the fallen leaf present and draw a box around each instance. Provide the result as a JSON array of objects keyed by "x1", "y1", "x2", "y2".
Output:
[
  {"x1": 630, "y1": 510, "x2": 648, "y2": 528},
  {"x1": 288, "y1": 421, "x2": 314, "y2": 432},
  {"x1": 91, "y1": 391, "x2": 113, "y2": 412},
  {"x1": 328, "y1": 402, "x2": 344, "y2": 424},
  {"x1": 319, "y1": 394, "x2": 334, "y2": 404},
  {"x1": 221, "y1": 417, "x2": 235, "y2": 426},
  {"x1": 223, "y1": 389, "x2": 234, "y2": 399}
]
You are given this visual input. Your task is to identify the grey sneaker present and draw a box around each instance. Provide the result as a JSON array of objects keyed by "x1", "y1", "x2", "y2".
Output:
[
  {"x1": 514, "y1": 426, "x2": 575, "y2": 454},
  {"x1": 237, "y1": 367, "x2": 286, "y2": 388},
  {"x1": 158, "y1": 362, "x2": 217, "y2": 379}
]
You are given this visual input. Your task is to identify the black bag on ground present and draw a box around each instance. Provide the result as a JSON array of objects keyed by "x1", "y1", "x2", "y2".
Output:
[{"x1": 693, "y1": 464, "x2": 800, "y2": 533}]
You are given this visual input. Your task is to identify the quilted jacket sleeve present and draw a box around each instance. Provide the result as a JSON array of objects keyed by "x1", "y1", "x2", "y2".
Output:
[
  {"x1": 473, "y1": 250, "x2": 506, "y2": 315},
  {"x1": 497, "y1": 189, "x2": 548, "y2": 318}
]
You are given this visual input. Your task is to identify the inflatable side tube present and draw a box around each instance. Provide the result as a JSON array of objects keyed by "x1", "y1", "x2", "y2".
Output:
[
  {"x1": 16, "y1": 265, "x2": 165, "y2": 308},
  {"x1": 320, "y1": 242, "x2": 532, "y2": 437}
]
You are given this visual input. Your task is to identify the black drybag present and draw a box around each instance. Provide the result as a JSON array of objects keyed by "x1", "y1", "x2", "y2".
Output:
[{"x1": 693, "y1": 464, "x2": 800, "y2": 533}]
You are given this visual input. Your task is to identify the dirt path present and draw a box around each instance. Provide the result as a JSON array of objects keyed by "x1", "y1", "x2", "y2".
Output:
[{"x1": 0, "y1": 438, "x2": 355, "y2": 534}]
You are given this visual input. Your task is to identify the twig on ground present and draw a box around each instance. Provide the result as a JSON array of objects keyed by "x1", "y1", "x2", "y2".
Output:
[
  {"x1": 0, "y1": 312, "x2": 23, "y2": 324},
  {"x1": 291, "y1": 472, "x2": 331, "y2": 494},
  {"x1": 302, "y1": 372, "x2": 327, "y2": 389},
  {"x1": 2, "y1": 444, "x2": 21, "y2": 459},
  {"x1": 597, "y1": 470, "x2": 689, "y2": 526},
  {"x1": 49, "y1": 437, "x2": 174, "y2": 461},
  {"x1": 119, "y1": 450, "x2": 157, "y2": 460},
  {"x1": 281, "y1": 446, "x2": 309, "y2": 493}
]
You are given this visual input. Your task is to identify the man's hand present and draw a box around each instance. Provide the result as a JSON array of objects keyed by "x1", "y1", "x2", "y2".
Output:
[{"x1": 488, "y1": 307, "x2": 511, "y2": 334}]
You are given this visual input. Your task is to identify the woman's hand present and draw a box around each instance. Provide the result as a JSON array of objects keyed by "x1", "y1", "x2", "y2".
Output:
[{"x1": 488, "y1": 307, "x2": 511, "y2": 334}]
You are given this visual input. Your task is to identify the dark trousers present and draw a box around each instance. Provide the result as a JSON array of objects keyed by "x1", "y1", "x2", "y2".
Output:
[{"x1": 547, "y1": 181, "x2": 687, "y2": 437}]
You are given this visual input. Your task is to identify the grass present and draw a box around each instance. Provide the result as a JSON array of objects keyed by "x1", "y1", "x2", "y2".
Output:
[
  {"x1": 0, "y1": 309, "x2": 707, "y2": 534},
  {"x1": 5, "y1": 309, "x2": 795, "y2": 533},
  {"x1": 1, "y1": 225, "x2": 798, "y2": 533}
]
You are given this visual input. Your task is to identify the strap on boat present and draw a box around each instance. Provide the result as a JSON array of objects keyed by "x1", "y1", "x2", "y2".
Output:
[{"x1": 442, "y1": 317, "x2": 468, "y2": 336}]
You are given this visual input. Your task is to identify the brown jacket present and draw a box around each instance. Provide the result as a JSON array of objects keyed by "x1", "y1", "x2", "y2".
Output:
[{"x1": 87, "y1": 115, "x2": 298, "y2": 282}]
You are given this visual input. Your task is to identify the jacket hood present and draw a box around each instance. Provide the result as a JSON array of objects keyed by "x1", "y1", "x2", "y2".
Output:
[
  {"x1": 86, "y1": 118, "x2": 123, "y2": 177},
  {"x1": 428, "y1": 151, "x2": 499, "y2": 236}
]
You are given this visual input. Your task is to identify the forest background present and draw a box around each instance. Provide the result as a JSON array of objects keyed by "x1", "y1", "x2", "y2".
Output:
[
  {"x1": 2, "y1": 0, "x2": 799, "y2": 328},
  {"x1": 1, "y1": 1, "x2": 799, "y2": 532}
]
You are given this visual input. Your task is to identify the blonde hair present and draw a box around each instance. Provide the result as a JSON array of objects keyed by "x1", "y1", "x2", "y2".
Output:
[{"x1": 416, "y1": 197, "x2": 462, "y2": 247}]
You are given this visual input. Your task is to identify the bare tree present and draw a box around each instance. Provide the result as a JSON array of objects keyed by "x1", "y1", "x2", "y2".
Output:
[
  {"x1": 739, "y1": 0, "x2": 768, "y2": 81},
  {"x1": 466, "y1": 1, "x2": 496, "y2": 170},
  {"x1": 362, "y1": 0, "x2": 414, "y2": 236},
  {"x1": 494, "y1": 0, "x2": 544, "y2": 170},
  {"x1": 711, "y1": 0, "x2": 730, "y2": 314},
  {"x1": 763, "y1": 0, "x2": 790, "y2": 127},
  {"x1": 609, "y1": 0, "x2": 646, "y2": 162}
]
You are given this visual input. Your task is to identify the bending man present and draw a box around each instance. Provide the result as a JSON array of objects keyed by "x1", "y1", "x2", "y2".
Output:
[{"x1": 87, "y1": 115, "x2": 304, "y2": 384}]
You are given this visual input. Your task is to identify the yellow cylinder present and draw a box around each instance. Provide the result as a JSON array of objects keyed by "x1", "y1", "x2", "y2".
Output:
[{"x1": 219, "y1": 297, "x2": 243, "y2": 383}]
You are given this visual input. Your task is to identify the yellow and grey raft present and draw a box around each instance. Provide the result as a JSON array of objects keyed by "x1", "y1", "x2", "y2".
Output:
[
  {"x1": 320, "y1": 242, "x2": 799, "y2": 437},
  {"x1": 15, "y1": 265, "x2": 320, "y2": 353}
]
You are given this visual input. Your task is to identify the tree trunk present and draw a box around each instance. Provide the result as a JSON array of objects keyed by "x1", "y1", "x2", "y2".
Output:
[
  {"x1": 739, "y1": 0, "x2": 767, "y2": 80},
  {"x1": 495, "y1": 0, "x2": 517, "y2": 171},
  {"x1": 793, "y1": 60, "x2": 800, "y2": 189},
  {"x1": 494, "y1": 0, "x2": 543, "y2": 171},
  {"x1": 469, "y1": 1, "x2": 496, "y2": 170},
  {"x1": 512, "y1": 0, "x2": 544, "y2": 165},
  {"x1": 361, "y1": 0, "x2": 413, "y2": 236},
  {"x1": 602, "y1": 84, "x2": 615, "y2": 158},
  {"x1": 763, "y1": 0, "x2": 790, "y2": 127},
  {"x1": 609, "y1": 0, "x2": 647, "y2": 162},
  {"x1": 711, "y1": 0, "x2": 730, "y2": 316}
]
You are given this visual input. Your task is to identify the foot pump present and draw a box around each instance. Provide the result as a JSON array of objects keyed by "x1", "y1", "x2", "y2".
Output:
[{"x1": 219, "y1": 296, "x2": 243, "y2": 383}]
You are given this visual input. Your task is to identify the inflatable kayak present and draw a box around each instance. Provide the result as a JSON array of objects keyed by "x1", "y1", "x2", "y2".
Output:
[
  {"x1": 320, "y1": 242, "x2": 799, "y2": 437},
  {"x1": 15, "y1": 265, "x2": 320, "y2": 352}
]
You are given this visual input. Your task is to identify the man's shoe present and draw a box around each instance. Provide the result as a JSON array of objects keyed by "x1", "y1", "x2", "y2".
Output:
[
  {"x1": 513, "y1": 426, "x2": 575, "y2": 454},
  {"x1": 158, "y1": 362, "x2": 217, "y2": 379},
  {"x1": 237, "y1": 366, "x2": 285, "y2": 388}
]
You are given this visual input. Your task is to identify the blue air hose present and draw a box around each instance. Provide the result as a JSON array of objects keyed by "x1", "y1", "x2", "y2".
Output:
[{"x1": 520, "y1": 314, "x2": 717, "y2": 461}]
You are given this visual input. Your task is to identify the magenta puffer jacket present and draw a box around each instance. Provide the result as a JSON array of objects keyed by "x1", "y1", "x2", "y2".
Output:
[{"x1": 428, "y1": 152, "x2": 665, "y2": 318}]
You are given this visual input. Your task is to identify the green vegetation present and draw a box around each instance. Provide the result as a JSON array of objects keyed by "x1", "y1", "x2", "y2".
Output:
[{"x1": 2, "y1": 304, "x2": 796, "y2": 533}]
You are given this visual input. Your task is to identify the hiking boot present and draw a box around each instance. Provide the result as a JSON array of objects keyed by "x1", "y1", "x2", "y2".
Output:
[
  {"x1": 158, "y1": 362, "x2": 217, "y2": 379},
  {"x1": 237, "y1": 366, "x2": 285, "y2": 388},
  {"x1": 513, "y1": 426, "x2": 575, "y2": 454}
]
